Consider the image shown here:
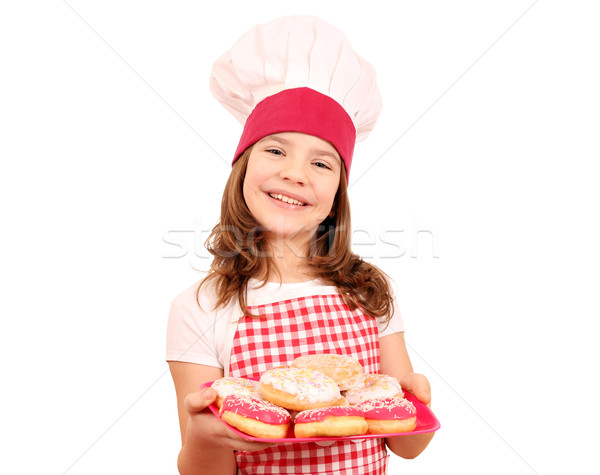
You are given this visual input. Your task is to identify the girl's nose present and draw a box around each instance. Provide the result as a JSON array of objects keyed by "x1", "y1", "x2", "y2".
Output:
[{"x1": 279, "y1": 157, "x2": 307, "y2": 185}]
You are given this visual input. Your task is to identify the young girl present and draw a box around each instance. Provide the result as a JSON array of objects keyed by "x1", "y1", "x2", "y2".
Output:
[{"x1": 167, "y1": 16, "x2": 433, "y2": 474}]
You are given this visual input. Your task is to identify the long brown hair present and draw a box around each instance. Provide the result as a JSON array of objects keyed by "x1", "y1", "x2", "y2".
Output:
[{"x1": 197, "y1": 146, "x2": 394, "y2": 325}]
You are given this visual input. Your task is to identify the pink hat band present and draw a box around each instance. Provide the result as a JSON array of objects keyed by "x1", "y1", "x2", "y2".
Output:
[{"x1": 233, "y1": 87, "x2": 356, "y2": 179}]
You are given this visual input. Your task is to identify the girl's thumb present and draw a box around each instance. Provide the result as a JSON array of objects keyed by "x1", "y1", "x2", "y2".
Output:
[
  {"x1": 401, "y1": 373, "x2": 432, "y2": 406},
  {"x1": 185, "y1": 387, "x2": 217, "y2": 414}
]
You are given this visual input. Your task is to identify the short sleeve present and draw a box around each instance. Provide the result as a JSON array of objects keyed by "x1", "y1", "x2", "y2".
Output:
[
  {"x1": 377, "y1": 281, "x2": 405, "y2": 337},
  {"x1": 165, "y1": 281, "x2": 223, "y2": 368}
]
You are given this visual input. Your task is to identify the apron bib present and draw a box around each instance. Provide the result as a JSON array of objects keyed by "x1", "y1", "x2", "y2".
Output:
[{"x1": 229, "y1": 293, "x2": 389, "y2": 474}]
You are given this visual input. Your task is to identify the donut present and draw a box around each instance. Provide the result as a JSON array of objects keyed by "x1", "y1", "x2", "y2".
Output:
[
  {"x1": 219, "y1": 394, "x2": 291, "y2": 439},
  {"x1": 294, "y1": 405, "x2": 368, "y2": 438},
  {"x1": 357, "y1": 397, "x2": 417, "y2": 434},
  {"x1": 211, "y1": 377, "x2": 261, "y2": 407},
  {"x1": 291, "y1": 354, "x2": 364, "y2": 390},
  {"x1": 259, "y1": 366, "x2": 346, "y2": 411},
  {"x1": 344, "y1": 374, "x2": 403, "y2": 405}
]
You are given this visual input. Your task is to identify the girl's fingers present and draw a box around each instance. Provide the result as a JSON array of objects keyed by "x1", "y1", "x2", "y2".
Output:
[
  {"x1": 213, "y1": 409, "x2": 277, "y2": 452},
  {"x1": 185, "y1": 390, "x2": 276, "y2": 451},
  {"x1": 227, "y1": 439, "x2": 277, "y2": 452}
]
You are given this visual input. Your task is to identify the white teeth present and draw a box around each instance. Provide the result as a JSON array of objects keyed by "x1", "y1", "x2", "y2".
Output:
[{"x1": 269, "y1": 193, "x2": 305, "y2": 206}]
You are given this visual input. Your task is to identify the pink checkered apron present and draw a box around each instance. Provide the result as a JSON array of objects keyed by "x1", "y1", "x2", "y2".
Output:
[{"x1": 229, "y1": 293, "x2": 389, "y2": 474}]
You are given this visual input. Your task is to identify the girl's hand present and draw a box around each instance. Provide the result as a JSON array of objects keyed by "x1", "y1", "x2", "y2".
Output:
[
  {"x1": 398, "y1": 372, "x2": 432, "y2": 407},
  {"x1": 183, "y1": 387, "x2": 276, "y2": 452}
]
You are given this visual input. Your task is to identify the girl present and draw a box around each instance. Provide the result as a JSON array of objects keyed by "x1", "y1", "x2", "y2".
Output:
[{"x1": 167, "y1": 16, "x2": 433, "y2": 474}]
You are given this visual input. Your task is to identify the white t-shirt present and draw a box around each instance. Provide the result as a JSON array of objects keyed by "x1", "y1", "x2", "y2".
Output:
[{"x1": 165, "y1": 276, "x2": 405, "y2": 376}]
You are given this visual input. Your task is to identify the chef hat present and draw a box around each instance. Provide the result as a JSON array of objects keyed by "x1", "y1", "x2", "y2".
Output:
[{"x1": 209, "y1": 15, "x2": 382, "y2": 179}]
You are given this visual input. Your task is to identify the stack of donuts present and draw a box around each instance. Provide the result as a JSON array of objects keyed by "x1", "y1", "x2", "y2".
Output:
[{"x1": 211, "y1": 354, "x2": 418, "y2": 439}]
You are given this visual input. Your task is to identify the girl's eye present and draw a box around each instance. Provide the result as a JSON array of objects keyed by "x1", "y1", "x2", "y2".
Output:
[
  {"x1": 266, "y1": 149, "x2": 283, "y2": 156},
  {"x1": 314, "y1": 161, "x2": 332, "y2": 170}
]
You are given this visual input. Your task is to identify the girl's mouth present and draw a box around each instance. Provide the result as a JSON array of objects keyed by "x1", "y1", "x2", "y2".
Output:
[{"x1": 268, "y1": 193, "x2": 307, "y2": 206}]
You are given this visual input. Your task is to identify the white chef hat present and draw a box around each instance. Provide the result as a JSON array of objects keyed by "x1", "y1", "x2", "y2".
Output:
[{"x1": 209, "y1": 15, "x2": 382, "y2": 178}]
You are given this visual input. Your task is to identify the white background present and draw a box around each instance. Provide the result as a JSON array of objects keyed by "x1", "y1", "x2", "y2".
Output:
[{"x1": 1, "y1": 1, "x2": 599, "y2": 474}]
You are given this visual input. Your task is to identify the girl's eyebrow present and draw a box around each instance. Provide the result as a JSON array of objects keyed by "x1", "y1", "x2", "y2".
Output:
[{"x1": 260, "y1": 135, "x2": 341, "y2": 163}]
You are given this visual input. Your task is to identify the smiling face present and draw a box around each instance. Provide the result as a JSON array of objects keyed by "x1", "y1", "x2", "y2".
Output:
[{"x1": 242, "y1": 132, "x2": 342, "y2": 249}]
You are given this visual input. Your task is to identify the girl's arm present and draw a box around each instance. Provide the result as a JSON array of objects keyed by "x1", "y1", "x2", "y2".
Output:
[
  {"x1": 379, "y1": 332, "x2": 435, "y2": 459},
  {"x1": 169, "y1": 362, "x2": 275, "y2": 475}
]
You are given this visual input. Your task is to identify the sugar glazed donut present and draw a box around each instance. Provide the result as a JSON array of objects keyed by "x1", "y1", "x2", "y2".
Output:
[
  {"x1": 291, "y1": 353, "x2": 364, "y2": 390},
  {"x1": 219, "y1": 394, "x2": 291, "y2": 439},
  {"x1": 259, "y1": 367, "x2": 346, "y2": 411},
  {"x1": 294, "y1": 405, "x2": 368, "y2": 438},
  {"x1": 357, "y1": 397, "x2": 417, "y2": 434},
  {"x1": 211, "y1": 377, "x2": 261, "y2": 407},
  {"x1": 344, "y1": 374, "x2": 404, "y2": 405}
]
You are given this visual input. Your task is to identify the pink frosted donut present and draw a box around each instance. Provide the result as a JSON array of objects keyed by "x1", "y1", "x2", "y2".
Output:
[
  {"x1": 294, "y1": 405, "x2": 368, "y2": 437},
  {"x1": 219, "y1": 394, "x2": 291, "y2": 439},
  {"x1": 211, "y1": 377, "x2": 261, "y2": 407},
  {"x1": 344, "y1": 374, "x2": 403, "y2": 405},
  {"x1": 357, "y1": 397, "x2": 417, "y2": 433}
]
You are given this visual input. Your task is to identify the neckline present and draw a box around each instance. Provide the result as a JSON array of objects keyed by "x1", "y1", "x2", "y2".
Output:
[{"x1": 248, "y1": 277, "x2": 321, "y2": 290}]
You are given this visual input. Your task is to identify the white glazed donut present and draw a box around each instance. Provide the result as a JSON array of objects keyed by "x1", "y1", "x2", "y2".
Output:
[
  {"x1": 259, "y1": 366, "x2": 346, "y2": 411},
  {"x1": 211, "y1": 377, "x2": 261, "y2": 407},
  {"x1": 292, "y1": 353, "x2": 365, "y2": 391},
  {"x1": 344, "y1": 374, "x2": 403, "y2": 405},
  {"x1": 291, "y1": 353, "x2": 364, "y2": 390}
]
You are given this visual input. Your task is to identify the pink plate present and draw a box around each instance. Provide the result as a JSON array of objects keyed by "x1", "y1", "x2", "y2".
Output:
[{"x1": 201, "y1": 378, "x2": 440, "y2": 443}]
